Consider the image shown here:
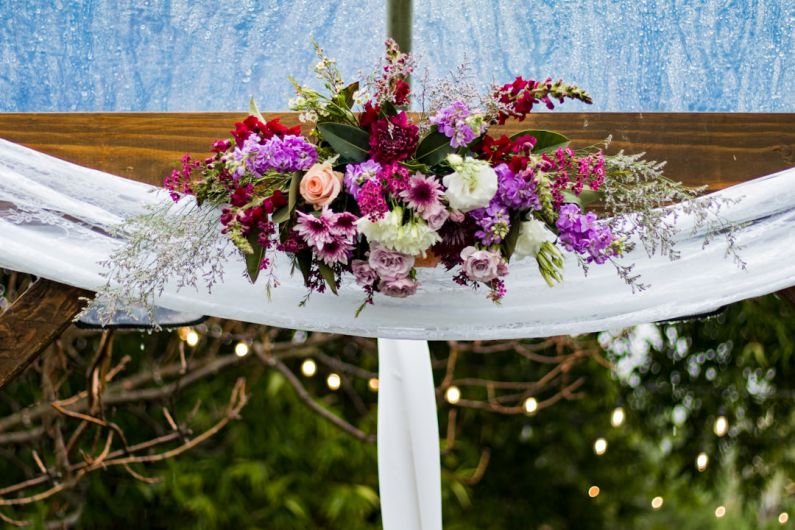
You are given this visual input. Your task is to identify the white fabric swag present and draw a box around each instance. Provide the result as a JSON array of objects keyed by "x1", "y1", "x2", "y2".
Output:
[{"x1": 1, "y1": 138, "x2": 794, "y2": 530}]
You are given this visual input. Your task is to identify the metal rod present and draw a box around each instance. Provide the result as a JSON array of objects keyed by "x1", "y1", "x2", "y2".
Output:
[{"x1": 386, "y1": 0, "x2": 413, "y2": 53}]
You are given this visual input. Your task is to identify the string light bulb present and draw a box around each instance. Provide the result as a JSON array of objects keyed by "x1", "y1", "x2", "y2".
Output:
[
  {"x1": 234, "y1": 342, "x2": 249, "y2": 357},
  {"x1": 780, "y1": 512, "x2": 789, "y2": 524},
  {"x1": 594, "y1": 438, "x2": 608, "y2": 456},
  {"x1": 368, "y1": 378, "x2": 379, "y2": 392},
  {"x1": 185, "y1": 329, "x2": 199, "y2": 347},
  {"x1": 715, "y1": 506, "x2": 726, "y2": 518},
  {"x1": 300, "y1": 359, "x2": 317, "y2": 377},
  {"x1": 651, "y1": 496, "x2": 664, "y2": 510},
  {"x1": 327, "y1": 373, "x2": 341, "y2": 391},
  {"x1": 524, "y1": 397, "x2": 538, "y2": 415},
  {"x1": 714, "y1": 416, "x2": 729, "y2": 437},
  {"x1": 445, "y1": 386, "x2": 461, "y2": 404},
  {"x1": 696, "y1": 452, "x2": 709, "y2": 472},
  {"x1": 611, "y1": 407, "x2": 625, "y2": 428},
  {"x1": 588, "y1": 486, "x2": 600, "y2": 498}
]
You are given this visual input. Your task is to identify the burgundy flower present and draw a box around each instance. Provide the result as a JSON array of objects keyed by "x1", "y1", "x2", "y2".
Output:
[
  {"x1": 368, "y1": 111, "x2": 419, "y2": 164},
  {"x1": 393, "y1": 79, "x2": 411, "y2": 106},
  {"x1": 231, "y1": 115, "x2": 302, "y2": 147},
  {"x1": 359, "y1": 101, "x2": 381, "y2": 129}
]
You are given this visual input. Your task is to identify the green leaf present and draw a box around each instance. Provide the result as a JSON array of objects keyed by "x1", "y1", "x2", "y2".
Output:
[
  {"x1": 561, "y1": 190, "x2": 583, "y2": 209},
  {"x1": 272, "y1": 206, "x2": 290, "y2": 224},
  {"x1": 271, "y1": 173, "x2": 300, "y2": 224},
  {"x1": 244, "y1": 229, "x2": 265, "y2": 284},
  {"x1": 510, "y1": 129, "x2": 570, "y2": 154},
  {"x1": 415, "y1": 127, "x2": 454, "y2": 167},
  {"x1": 578, "y1": 189, "x2": 604, "y2": 207},
  {"x1": 502, "y1": 213, "x2": 523, "y2": 260},
  {"x1": 316, "y1": 122, "x2": 370, "y2": 162},
  {"x1": 295, "y1": 252, "x2": 313, "y2": 286},
  {"x1": 317, "y1": 262, "x2": 339, "y2": 295},
  {"x1": 249, "y1": 97, "x2": 265, "y2": 122},
  {"x1": 340, "y1": 81, "x2": 359, "y2": 108}
]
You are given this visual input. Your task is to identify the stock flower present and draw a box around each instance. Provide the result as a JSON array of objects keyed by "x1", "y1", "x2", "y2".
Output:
[
  {"x1": 513, "y1": 219, "x2": 555, "y2": 260},
  {"x1": 368, "y1": 111, "x2": 419, "y2": 164},
  {"x1": 344, "y1": 160, "x2": 382, "y2": 199},
  {"x1": 442, "y1": 154, "x2": 498, "y2": 212},
  {"x1": 399, "y1": 173, "x2": 443, "y2": 215},
  {"x1": 430, "y1": 101, "x2": 486, "y2": 148},
  {"x1": 368, "y1": 244, "x2": 415, "y2": 281},
  {"x1": 380, "y1": 277, "x2": 419, "y2": 298},
  {"x1": 300, "y1": 162, "x2": 343, "y2": 208},
  {"x1": 460, "y1": 246, "x2": 508, "y2": 282},
  {"x1": 556, "y1": 204, "x2": 617, "y2": 264}
]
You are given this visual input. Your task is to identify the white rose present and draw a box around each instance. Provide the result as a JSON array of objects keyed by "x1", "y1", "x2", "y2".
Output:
[
  {"x1": 442, "y1": 154, "x2": 498, "y2": 212},
  {"x1": 513, "y1": 219, "x2": 555, "y2": 260}
]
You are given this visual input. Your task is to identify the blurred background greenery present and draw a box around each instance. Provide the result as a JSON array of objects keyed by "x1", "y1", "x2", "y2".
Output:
[{"x1": 2, "y1": 268, "x2": 795, "y2": 529}]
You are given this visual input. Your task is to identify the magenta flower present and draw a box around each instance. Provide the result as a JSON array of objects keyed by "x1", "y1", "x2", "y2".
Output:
[
  {"x1": 368, "y1": 111, "x2": 419, "y2": 164},
  {"x1": 316, "y1": 237, "x2": 353, "y2": 265},
  {"x1": 331, "y1": 211, "x2": 358, "y2": 238},
  {"x1": 294, "y1": 210, "x2": 333, "y2": 249},
  {"x1": 399, "y1": 173, "x2": 443, "y2": 216}
]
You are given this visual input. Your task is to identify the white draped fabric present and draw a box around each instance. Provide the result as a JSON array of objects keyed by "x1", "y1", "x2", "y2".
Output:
[{"x1": 1, "y1": 138, "x2": 794, "y2": 530}]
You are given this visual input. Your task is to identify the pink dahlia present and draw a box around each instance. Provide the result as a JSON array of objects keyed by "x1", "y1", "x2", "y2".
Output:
[
  {"x1": 399, "y1": 173, "x2": 443, "y2": 216},
  {"x1": 368, "y1": 111, "x2": 419, "y2": 164}
]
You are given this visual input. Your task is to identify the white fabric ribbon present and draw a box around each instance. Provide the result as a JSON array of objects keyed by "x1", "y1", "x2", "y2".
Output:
[{"x1": 1, "y1": 138, "x2": 795, "y2": 530}]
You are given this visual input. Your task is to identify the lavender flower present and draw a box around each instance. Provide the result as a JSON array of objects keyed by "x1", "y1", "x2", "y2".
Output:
[
  {"x1": 344, "y1": 160, "x2": 382, "y2": 199},
  {"x1": 229, "y1": 134, "x2": 318, "y2": 177},
  {"x1": 556, "y1": 204, "x2": 616, "y2": 264},
  {"x1": 494, "y1": 164, "x2": 541, "y2": 211},
  {"x1": 429, "y1": 101, "x2": 485, "y2": 148},
  {"x1": 470, "y1": 203, "x2": 511, "y2": 246}
]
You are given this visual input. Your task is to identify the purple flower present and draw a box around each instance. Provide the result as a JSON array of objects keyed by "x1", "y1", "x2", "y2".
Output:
[
  {"x1": 352, "y1": 259, "x2": 378, "y2": 286},
  {"x1": 470, "y1": 203, "x2": 511, "y2": 246},
  {"x1": 380, "y1": 277, "x2": 419, "y2": 298},
  {"x1": 344, "y1": 160, "x2": 382, "y2": 199},
  {"x1": 368, "y1": 244, "x2": 415, "y2": 281},
  {"x1": 399, "y1": 173, "x2": 443, "y2": 215},
  {"x1": 494, "y1": 163, "x2": 540, "y2": 211},
  {"x1": 460, "y1": 246, "x2": 507, "y2": 282},
  {"x1": 429, "y1": 101, "x2": 483, "y2": 148},
  {"x1": 556, "y1": 204, "x2": 616, "y2": 264},
  {"x1": 230, "y1": 134, "x2": 317, "y2": 177}
]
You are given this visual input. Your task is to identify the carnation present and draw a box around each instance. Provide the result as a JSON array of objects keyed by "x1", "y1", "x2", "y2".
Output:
[
  {"x1": 356, "y1": 207, "x2": 441, "y2": 256},
  {"x1": 442, "y1": 154, "x2": 499, "y2": 212},
  {"x1": 368, "y1": 111, "x2": 419, "y2": 164}
]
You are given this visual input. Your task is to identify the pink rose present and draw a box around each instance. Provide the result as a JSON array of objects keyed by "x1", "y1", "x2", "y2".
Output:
[
  {"x1": 352, "y1": 259, "x2": 378, "y2": 287},
  {"x1": 380, "y1": 277, "x2": 419, "y2": 298},
  {"x1": 423, "y1": 203, "x2": 450, "y2": 231},
  {"x1": 460, "y1": 246, "x2": 506, "y2": 282},
  {"x1": 300, "y1": 162, "x2": 343, "y2": 208},
  {"x1": 368, "y1": 244, "x2": 415, "y2": 281}
]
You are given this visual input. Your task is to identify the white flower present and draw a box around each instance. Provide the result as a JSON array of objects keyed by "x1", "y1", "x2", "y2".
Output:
[
  {"x1": 442, "y1": 154, "x2": 498, "y2": 212},
  {"x1": 357, "y1": 208, "x2": 441, "y2": 256},
  {"x1": 513, "y1": 219, "x2": 555, "y2": 260}
]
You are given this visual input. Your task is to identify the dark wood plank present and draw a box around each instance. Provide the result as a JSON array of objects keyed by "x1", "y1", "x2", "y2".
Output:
[
  {"x1": 0, "y1": 113, "x2": 793, "y2": 190},
  {"x1": 0, "y1": 279, "x2": 90, "y2": 389}
]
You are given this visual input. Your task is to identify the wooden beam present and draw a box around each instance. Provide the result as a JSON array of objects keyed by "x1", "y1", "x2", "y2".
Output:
[
  {"x1": 0, "y1": 112, "x2": 792, "y2": 190},
  {"x1": 0, "y1": 279, "x2": 90, "y2": 389}
]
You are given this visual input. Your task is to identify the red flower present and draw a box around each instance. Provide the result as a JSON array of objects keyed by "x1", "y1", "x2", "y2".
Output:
[
  {"x1": 231, "y1": 115, "x2": 302, "y2": 146},
  {"x1": 359, "y1": 101, "x2": 381, "y2": 129},
  {"x1": 393, "y1": 79, "x2": 411, "y2": 106},
  {"x1": 368, "y1": 111, "x2": 419, "y2": 164}
]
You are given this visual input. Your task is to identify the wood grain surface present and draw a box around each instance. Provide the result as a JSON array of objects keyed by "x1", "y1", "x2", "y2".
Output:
[
  {"x1": 0, "y1": 112, "x2": 793, "y2": 189},
  {"x1": 0, "y1": 279, "x2": 90, "y2": 389}
]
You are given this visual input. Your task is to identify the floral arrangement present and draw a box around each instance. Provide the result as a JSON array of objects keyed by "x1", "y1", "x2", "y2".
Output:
[{"x1": 92, "y1": 40, "x2": 739, "y2": 321}]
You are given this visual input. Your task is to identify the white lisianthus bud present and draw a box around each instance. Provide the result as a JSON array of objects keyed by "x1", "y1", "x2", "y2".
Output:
[
  {"x1": 513, "y1": 219, "x2": 556, "y2": 260},
  {"x1": 442, "y1": 154, "x2": 498, "y2": 212}
]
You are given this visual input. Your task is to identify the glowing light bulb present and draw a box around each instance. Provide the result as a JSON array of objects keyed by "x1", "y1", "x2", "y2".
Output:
[
  {"x1": 696, "y1": 452, "x2": 709, "y2": 472},
  {"x1": 445, "y1": 386, "x2": 461, "y2": 404},
  {"x1": 524, "y1": 397, "x2": 538, "y2": 415},
  {"x1": 611, "y1": 407, "x2": 625, "y2": 427},
  {"x1": 715, "y1": 506, "x2": 726, "y2": 518},
  {"x1": 714, "y1": 416, "x2": 729, "y2": 437},
  {"x1": 651, "y1": 496, "x2": 664, "y2": 510},
  {"x1": 300, "y1": 359, "x2": 317, "y2": 377},
  {"x1": 186, "y1": 330, "x2": 199, "y2": 347},
  {"x1": 594, "y1": 438, "x2": 608, "y2": 456},
  {"x1": 234, "y1": 342, "x2": 249, "y2": 357},
  {"x1": 588, "y1": 486, "x2": 600, "y2": 498},
  {"x1": 780, "y1": 512, "x2": 789, "y2": 524},
  {"x1": 327, "y1": 373, "x2": 341, "y2": 391},
  {"x1": 368, "y1": 378, "x2": 379, "y2": 392},
  {"x1": 177, "y1": 327, "x2": 190, "y2": 341}
]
